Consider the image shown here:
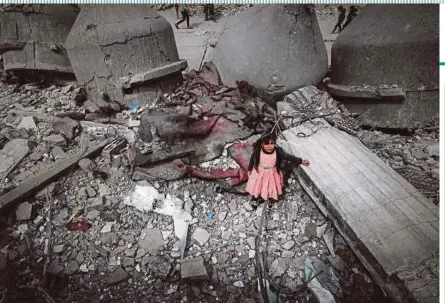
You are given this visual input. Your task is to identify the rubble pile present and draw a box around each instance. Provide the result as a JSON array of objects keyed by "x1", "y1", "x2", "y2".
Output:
[
  {"x1": 357, "y1": 123, "x2": 440, "y2": 204},
  {"x1": 0, "y1": 60, "x2": 436, "y2": 302}
]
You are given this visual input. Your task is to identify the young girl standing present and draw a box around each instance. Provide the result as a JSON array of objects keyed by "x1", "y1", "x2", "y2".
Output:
[{"x1": 246, "y1": 132, "x2": 310, "y2": 209}]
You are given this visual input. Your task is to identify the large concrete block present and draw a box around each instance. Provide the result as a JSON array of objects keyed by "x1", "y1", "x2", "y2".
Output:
[
  {"x1": 65, "y1": 5, "x2": 187, "y2": 110},
  {"x1": 329, "y1": 5, "x2": 439, "y2": 129},
  {"x1": 0, "y1": 5, "x2": 78, "y2": 78},
  {"x1": 212, "y1": 5, "x2": 328, "y2": 101}
]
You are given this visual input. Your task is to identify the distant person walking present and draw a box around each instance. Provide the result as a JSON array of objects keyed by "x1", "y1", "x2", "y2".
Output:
[
  {"x1": 331, "y1": 5, "x2": 346, "y2": 33},
  {"x1": 174, "y1": 4, "x2": 180, "y2": 19},
  {"x1": 204, "y1": 4, "x2": 215, "y2": 21},
  {"x1": 175, "y1": 4, "x2": 191, "y2": 29},
  {"x1": 342, "y1": 5, "x2": 358, "y2": 29}
]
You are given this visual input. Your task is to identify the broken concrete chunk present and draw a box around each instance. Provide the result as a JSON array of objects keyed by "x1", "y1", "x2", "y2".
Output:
[
  {"x1": 17, "y1": 116, "x2": 38, "y2": 130},
  {"x1": 213, "y1": 5, "x2": 327, "y2": 97},
  {"x1": 71, "y1": 87, "x2": 87, "y2": 104},
  {"x1": 54, "y1": 208, "x2": 69, "y2": 224},
  {"x1": 44, "y1": 134, "x2": 66, "y2": 146},
  {"x1": 138, "y1": 228, "x2": 164, "y2": 255},
  {"x1": 79, "y1": 264, "x2": 89, "y2": 273},
  {"x1": 78, "y1": 158, "x2": 96, "y2": 172},
  {"x1": 35, "y1": 182, "x2": 56, "y2": 199},
  {"x1": 52, "y1": 146, "x2": 67, "y2": 159},
  {"x1": 64, "y1": 260, "x2": 79, "y2": 275},
  {"x1": 192, "y1": 227, "x2": 210, "y2": 246},
  {"x1": 99, "y1": 184, "x2": 111, "y2": 197},
  {"x1": 87, "y1": 197, "x2": 104, "y2": 209},
  {"x1": 0, "y1": 138, "x2": 29, "y2": 180},
  {"x1": 86, "y1": 209, "x2": 100, "y2": 220},
  {"x1": 47, "y1": 259, "x2": 64, "y2": 275},
  {"x1": 65, "y1": 6, "x2": 184, "y2": 108},
  {"x1": 217, "y1": 211, "x2": 227, "y2": 222},
  {"x1": 181, "y1": 257, "x2": 208, "y2": 281},
  {"x1": 53, "y1": 245, "x2": 64, "y2": 254},
  {"x1": 61, "y1": 84, "x2": 74, "y2": 94},
  {"x1": 100, "y1": 222, "x2": 114, "y2": 234},
  {"x1": 425, "y1": 143, "x2": 440, "y2": 158},
  {"x1": 269, "y1": 258, "x2": 288, "y2": 278},
  {"x1": 53, "y1": 116, "x2": 80, "y2": 140},
  {"x1": 84, "y1": 100, "x2": 100, "y2": 113},
  {"x1": 15, "y1": 201, "x2": 32, "y2": 221},
  {"x1": 282, "y1": 240, "x2": 295, "y2": 250},
  {"x1": 86, "y1": 185, "x2": 96, "y2": 197},
  {"x1": 106, "y1": 267, "x2": 129, "y2": 285}
]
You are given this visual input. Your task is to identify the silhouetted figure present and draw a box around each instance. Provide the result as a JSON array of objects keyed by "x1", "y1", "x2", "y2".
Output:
[
  {"x1": 331, "y1": 5, "x2": 346, "y2": 33},
  {"x1": 343, "y1": 6, "x2": 358, "y2": 29},
  {"x1": 175, "y1": 4, "x2": 190, "y2": 29},
  {"x1": 204, "y1": 4, "x2": 215, "y2": 21},
  {"x1": 174, "y1": 4, "x2": 180, "y2": 19}
]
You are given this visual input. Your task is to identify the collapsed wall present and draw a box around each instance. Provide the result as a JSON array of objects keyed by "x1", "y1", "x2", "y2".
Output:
[
  {"x1": 65, "y1": 5, "x2": 187, "y2": 112},
  {"x1": 328, "y1": 4, "x2": 439, "y2": 130}
]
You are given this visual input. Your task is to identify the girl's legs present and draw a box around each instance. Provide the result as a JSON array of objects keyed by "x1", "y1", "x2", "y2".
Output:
[{"x1": 249, "y1": 196, "x2": 260, "y2": 210}]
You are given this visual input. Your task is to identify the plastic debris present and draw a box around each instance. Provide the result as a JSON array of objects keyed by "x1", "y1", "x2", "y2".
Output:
[
  {"x1": 208, "y1": 209, "x2": 215, "y2": 222},
  {"x1": 124, "y1": 182, "x2": 193, "y2": 259},
  {"x1": 305, "y1": 257, "x2": 340, "y2": 303}
]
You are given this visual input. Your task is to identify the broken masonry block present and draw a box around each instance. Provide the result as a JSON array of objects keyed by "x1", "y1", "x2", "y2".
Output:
[
  {"x1": 212, "y1": 4, "x2": 328, "y2": 102},
  {"x1": 66, "y1": 5, "x2": 188, "y2": 110},
  {"x1": 0, "y1": 5, "x2": 78, "y2": 81},
  {"x1": 330, "y1": 5, "x2": 439, "y2": 129},
  {"x1": 180, "y1": 257, "x2": 208, "y2": 281}
]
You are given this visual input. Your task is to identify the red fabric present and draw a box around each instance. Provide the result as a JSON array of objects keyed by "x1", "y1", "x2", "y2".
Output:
[
  {"x1": 67, "y1": 220, "x2": 92, "y2": 232},
  {"x1": 179, "y1": 141, "x2": 253, "y2": 186}
]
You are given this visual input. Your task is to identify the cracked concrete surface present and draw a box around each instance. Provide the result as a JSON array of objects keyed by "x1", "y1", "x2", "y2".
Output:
[
  {"x1": 66, "y1": 5, "x2": 182, "y2": 109},
  {"x1": 0, "y1": 5, "x2": 78, "y2": 74}
]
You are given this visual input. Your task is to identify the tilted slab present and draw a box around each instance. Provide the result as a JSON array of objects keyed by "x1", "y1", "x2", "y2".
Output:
[{"x1": 279, "y1": 119, "x2": 438, "y2": 303}]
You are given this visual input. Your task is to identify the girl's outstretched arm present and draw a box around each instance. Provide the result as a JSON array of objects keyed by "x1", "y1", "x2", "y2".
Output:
[{"x1": 279, "y1": 147, "x2": 303, "y2": 165}]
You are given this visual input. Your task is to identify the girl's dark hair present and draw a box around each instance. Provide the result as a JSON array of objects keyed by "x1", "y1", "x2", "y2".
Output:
[
  {"x1": 254, "y1": 132, "x2": 277, "y2": 148},
  {"x1": 249, "y1": 132, "x2": 282, "y2": 172}
]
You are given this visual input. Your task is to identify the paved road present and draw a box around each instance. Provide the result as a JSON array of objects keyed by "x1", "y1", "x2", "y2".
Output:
[
  {"x1": 159, "y1": 8, "x2": 226, "y2": 71},
  {"x1": 159, "y1": 6, "x2": 339, "y2": 71}
]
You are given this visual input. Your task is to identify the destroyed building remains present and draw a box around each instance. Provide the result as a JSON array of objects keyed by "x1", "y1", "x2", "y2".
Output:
[{"x1": 0, "y1": 4, "x2": 439, "y2": 303}]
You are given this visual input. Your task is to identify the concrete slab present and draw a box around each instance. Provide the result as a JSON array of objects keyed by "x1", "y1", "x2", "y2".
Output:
[
  {"x1": 0, "y1": 139, "x2": 112, "y2": 212},
  {"x1": 279, "y1": 119, "x2": 439, "y2": 303},
  {"x1": 0, "y1": 139, "x2": 29, "y2": 180}
]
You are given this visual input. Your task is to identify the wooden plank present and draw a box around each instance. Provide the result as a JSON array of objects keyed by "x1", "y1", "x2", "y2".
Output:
[
  {"x1": 0, "y1": 139, "x2": 112, "y2": 212},
  {"x1": 279, "y1": 122, "x2": 439, "y2": 303}
]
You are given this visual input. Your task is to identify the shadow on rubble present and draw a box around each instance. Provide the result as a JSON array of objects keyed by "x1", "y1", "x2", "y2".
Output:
[{"x1": 2, "y1": 70, "x2": 77, "y2": 87}]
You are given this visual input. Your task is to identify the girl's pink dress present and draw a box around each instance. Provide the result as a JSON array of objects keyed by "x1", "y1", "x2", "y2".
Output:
[{"x1": 245, "y1": 150, "x2": 284, "y2": 201}]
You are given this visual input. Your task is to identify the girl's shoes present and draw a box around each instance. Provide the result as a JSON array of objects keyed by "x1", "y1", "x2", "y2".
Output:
[{"x1": 249, "y1": 197, "x2": 259, "y2": 210}]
